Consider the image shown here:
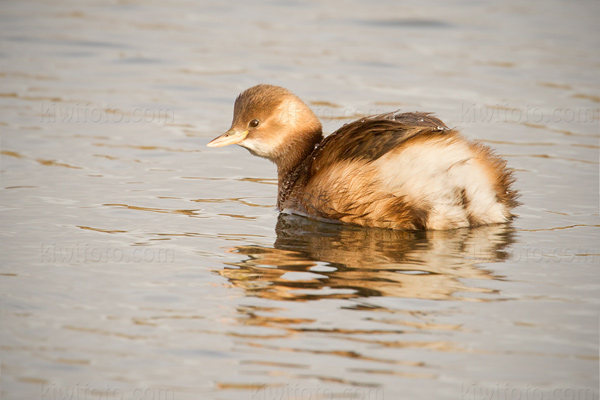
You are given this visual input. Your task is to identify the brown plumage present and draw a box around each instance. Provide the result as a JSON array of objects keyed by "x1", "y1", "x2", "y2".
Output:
[{"x1": 208, "y1": 84, "x2": 519, "y2": 230}]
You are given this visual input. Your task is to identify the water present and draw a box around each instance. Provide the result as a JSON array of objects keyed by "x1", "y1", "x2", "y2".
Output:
[{"x1": 1, "y1": 1, "x2": 598, "y2": 399}]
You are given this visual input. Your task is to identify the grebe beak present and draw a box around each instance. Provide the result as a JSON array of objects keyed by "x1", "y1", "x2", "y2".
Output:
[{"x1": 207, "y1": 129, "x2": 249, "y2": 147}]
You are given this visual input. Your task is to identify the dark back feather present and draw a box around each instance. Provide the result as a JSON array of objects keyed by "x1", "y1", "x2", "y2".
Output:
[
  {"x1": 309, "y1": 112, "x2": 451, "y2": 175},
  {"x1": 279, "y1": 112, "x2": 454, "y2": 210}
]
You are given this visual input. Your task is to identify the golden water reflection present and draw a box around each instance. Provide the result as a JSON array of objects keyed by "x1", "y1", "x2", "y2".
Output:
[{"x1": 219, "y1": 214, "x2": 515, "y2": 302}]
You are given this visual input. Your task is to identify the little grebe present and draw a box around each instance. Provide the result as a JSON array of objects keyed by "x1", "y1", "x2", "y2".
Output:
[{"x1": 208, "y1": 84, "x2": 518, "y2": 230}]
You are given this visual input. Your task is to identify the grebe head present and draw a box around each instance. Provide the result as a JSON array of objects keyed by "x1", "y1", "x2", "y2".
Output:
[{"x1": 207, "y1": 84, "x2": 322, "y2": 162}]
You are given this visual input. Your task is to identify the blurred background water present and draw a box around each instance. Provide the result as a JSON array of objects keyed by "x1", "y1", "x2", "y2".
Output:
[{"x1": 1, "y1": 1, "x2": 598, "y2": 399}]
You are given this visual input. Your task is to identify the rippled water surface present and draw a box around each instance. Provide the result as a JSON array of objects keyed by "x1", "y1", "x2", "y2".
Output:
[{"x1": 1, "y1": 1, "x2": 599, "y2": 399}]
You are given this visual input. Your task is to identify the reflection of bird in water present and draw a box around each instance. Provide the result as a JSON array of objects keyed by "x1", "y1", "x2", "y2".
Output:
[{"x1": 219, "y1": 214, "x2": 515, "y2": 301}]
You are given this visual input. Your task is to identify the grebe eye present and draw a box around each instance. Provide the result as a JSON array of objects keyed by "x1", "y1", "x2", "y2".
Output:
[{"x1": 249, "y1": 119, "x2": 260, "y2": 128}]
